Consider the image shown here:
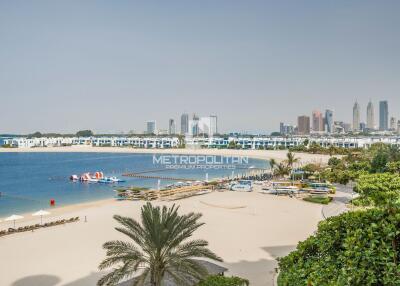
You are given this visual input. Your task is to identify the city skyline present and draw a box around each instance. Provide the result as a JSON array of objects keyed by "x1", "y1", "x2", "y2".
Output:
[
  {"x1": 279, "y1": 98, "x2": 397, "y2": 135},
  {"x1": 1, "y1": 1, "x2": 400, "y2": 134}
]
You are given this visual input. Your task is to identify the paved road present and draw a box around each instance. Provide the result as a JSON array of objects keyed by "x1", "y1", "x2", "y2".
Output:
[{"x1": 322, "y1": 184, "x2": 358, "y2": 218}]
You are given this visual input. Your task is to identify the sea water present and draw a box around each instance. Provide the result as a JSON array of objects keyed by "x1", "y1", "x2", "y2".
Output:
[{"x1": 0, "y1": 152, "x2": 267, "y2": 217}]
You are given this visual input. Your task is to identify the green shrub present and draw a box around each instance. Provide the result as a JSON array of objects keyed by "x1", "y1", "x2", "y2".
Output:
[
  {"x1": 355, "y1": 173, "x2": 400, "y2": 208},
  {"x1": 197, "y1": 275, "x2": 249, "y2": 286},
  {"x1": 278, "y1": 208, "x2": 400, "y2": 285},
  {"x1": 303, "y1": 196, "x2": 332, "y2": 205}
]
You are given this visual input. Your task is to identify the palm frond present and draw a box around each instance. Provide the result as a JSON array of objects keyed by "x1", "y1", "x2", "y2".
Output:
[
  {"x1": 132, "y1": 269, "x2": 150, "y2": 286},
  {"x1": 98, "y1": 203, "x2": 222, "y2": 286}
]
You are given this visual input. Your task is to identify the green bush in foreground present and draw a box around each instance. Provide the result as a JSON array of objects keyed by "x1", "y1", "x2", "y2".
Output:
[
  {"x1": 355, "y1": 173, "x2": 400, "y2": 208},
  {"x1": 197, "y1": 275, "x2": 249, "y2": 286},
  {"x1": 278, "y1": 208, "x2": 400, "y2": 286},
  {"x1": 302, "y1": 196, "x2": 332, "y2": 205}
]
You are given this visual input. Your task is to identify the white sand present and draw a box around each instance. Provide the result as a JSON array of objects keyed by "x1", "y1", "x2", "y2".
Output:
[
  {"x1": 0, "y1": 145, "x2": 332, "y2": 164},
  {"x1": 0, "y1": 191, "x2": 323, "y2": 286},
  {"x1": 0, "y1": 147, "x2": 329, "y2": 285}
]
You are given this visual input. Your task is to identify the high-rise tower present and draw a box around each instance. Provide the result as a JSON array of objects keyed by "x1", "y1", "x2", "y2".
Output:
[
  {"x1": 353, "y1": 101, "x2": 360, "y2": 131},
  {"x1": 379, "y1": 101, "x2": 389, "y2": 131},
  {"x1": 366, "y1": 100, "x2": 374, "y2": 130},
  {"x1": 180, "y1": 113, "x2": 189, "y2": 135}
]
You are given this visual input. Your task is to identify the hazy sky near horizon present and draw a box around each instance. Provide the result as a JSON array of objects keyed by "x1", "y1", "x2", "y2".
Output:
[{"x1": 1, "y1": 1, "x2": 399, "y2": 134}]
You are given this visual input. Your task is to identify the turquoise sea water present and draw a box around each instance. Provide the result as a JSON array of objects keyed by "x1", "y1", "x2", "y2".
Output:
[{"x1": 0, "y1": 152, "x2": 267, "y2": 217}]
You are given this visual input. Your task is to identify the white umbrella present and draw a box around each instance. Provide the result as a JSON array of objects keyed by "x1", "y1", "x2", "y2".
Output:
[
  {"x1": 5, "y1": 214, "x2": 24, "y2": 228},
  {"x1": 32, "y1": 210, "x2": 51, "y2": 225}
]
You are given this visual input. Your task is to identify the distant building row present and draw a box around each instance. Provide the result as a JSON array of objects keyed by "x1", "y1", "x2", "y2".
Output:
[
  {"x1": 281, "y1": 110, "x2": 340, "y2": 135},
  {"x1": 4, "y1": 135, "x2": 400, "y2": 149},
  {"x1": 280, "y1": 100, "x2": 399, "y2": 135}
]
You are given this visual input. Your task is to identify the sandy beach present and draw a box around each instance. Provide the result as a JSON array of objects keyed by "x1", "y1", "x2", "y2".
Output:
[
  {"x1": 0, "y1": 145, "x2": 332, "y2": 165},
  {"x1": 0, "y1": 190, "x2": 323, "y2": 286},
  {"x1": 0, "y1": 147, "x2": 330, "y2": 286}
]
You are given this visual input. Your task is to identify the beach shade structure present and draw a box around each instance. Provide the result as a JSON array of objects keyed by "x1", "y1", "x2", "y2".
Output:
[
  {"x1": 5, "y1": 214, "x2": 24, "y2": 228},
  {"x1": 32, "y1": 210, "x2": 51, "y2": 224}
]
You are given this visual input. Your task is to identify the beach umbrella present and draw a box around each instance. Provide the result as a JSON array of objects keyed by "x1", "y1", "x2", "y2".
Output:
[
  {"x1": 32, "y1": 210, "x2": 51, "y2": 224},
  {"x1": 5, "y1": 214, "x2": 24, "y2": 228}
]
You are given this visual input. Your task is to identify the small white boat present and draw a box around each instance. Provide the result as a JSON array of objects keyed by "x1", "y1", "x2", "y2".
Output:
[
  {"x1": 98, "y1": 177, "x2": 125, "y2": 183},
  {"x1": 230, "y1": 180, "x2": 253, "y2": 192},
  {"x1": 259, "y1": 189, "x2": 277, "y2": 194},
  {"x1": 274, "y1": 186, "x2": 299, "y2": 195},
  {"x1": 70, "y1": 175, "x2": 79, "y2": 181},
  {"x1": 309, "y1": 188, "x2": 330, "y2": 195}
]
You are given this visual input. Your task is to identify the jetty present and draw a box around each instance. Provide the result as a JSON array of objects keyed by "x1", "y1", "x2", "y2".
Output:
[
  {"x1": 116, "y1": 184, "x2": 214, "y2": 202},
  {"x1": 122, "y1": 172, "x2": 196, "y2": 181}
]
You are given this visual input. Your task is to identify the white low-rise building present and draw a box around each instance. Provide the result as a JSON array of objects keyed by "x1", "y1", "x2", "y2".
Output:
[{"x1": 3, "y1": 136, "x2": 400, "y2": 149}]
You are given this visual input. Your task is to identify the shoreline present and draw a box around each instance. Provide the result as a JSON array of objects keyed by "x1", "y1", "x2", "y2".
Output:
[
  {"x1": 0, "y1": 190, "x2": 324, "y2": 286},
  {"x1": 0, "y1": 146, "x2": 331, "y2": 286},
  {"x1": 0, "y1": 147, "x2": 332, "y2": 222},
  {"x1": 0, "y1": 145, "x2": 332, "y2": 164},
  {"x1": 0, "y1": 197, "x2": 116, "y2": 225}
]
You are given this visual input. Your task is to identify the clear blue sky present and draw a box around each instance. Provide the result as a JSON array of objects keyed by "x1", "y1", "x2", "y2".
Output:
[{"x1": 1, "y1": 1, "x2": 399, "y2": 134}]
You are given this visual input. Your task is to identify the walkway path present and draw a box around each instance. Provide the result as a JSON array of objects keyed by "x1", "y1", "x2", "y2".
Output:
[{"x1": 322, "y1": 184, "x2": 357, "y2": 218}]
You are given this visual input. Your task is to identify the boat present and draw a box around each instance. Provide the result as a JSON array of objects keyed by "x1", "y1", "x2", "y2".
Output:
[
  {"x1": 261, "y1": 181, "x2": 299, "y2": 195},
  {"x1": 79, "y1": 173, "x2": 91, "y2": 182},
  {"x1": 72, "y1": 171, "x2": 125, "y2": 184},
  {"x1": 98, "y1": 176, "x2": 126, "y2": 183},
  {"x1": 230, "y1": 180, "x2": 252, "y2": 192},
  {"x1": 274, "y1": 186, "x2": 299, "y2": 195},
  {"x1": 303, "y1": 182, "x2": 333, "y2": 194},
  {"x1": 70, "y1": 175, "x2": 79, "y2": 181},
  {"x1": 309, "y1": 189, "x2": 330, "y2": 195}
]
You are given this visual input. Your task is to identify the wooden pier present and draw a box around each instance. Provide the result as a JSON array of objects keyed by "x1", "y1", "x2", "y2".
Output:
[
  {"x1": 122, "y1": 173, "x2": 196, "y2": 181},
  {"x1": 118, "y1": 184, "x2": 214, "y2": 201}
]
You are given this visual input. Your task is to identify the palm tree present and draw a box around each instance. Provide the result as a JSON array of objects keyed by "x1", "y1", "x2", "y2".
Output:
[
  {"x1": 269, "y1": 158, "x2": 277, "y2": 170},
  {"x1": 177, "y1": 135, "x2": 185, "y2": 148},
  {"x1": 98, "y1": 203, "x2": 222, "y2": 286},
  {"x1": 269, "y1": 158, "x2": 277, "y2": 179},
  {"x1": 285, "y1": 151, "x2": 299, "y2": 168},
  {"x1": 328, "y1": 145, "x2": 336, "y2": 157},
  {"x1": 274, "y1": 163, "x2": 290, "y2": 178}
]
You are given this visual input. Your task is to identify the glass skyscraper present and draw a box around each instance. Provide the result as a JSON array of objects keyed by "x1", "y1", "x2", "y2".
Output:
[
  {"x1": 325, "y1": 109, "x2": 333, "y2": 133},
  {"x1": 353, "y1": 101, "x2": 360, "y2": 131},
  {"x1": 379, "y1": 101, "x2": 389, "y2": 131},
  {"x1": 180, "y1": 113, "x2": 189, "y2": 135}
]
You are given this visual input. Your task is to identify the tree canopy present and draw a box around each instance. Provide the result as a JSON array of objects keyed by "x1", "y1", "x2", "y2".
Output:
[
  {"x1": 355, "y1": 173, "x2": 400, "y2": 208},
  {"x1": 278, "y1": 207, "x2": 400, "y2": 285},
  {"x1": 279, "y1": 143, "x2": 400, "y2": 285},
  {"x1": 76, "y1": 130, "x2": 94, "y2": 137}
]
